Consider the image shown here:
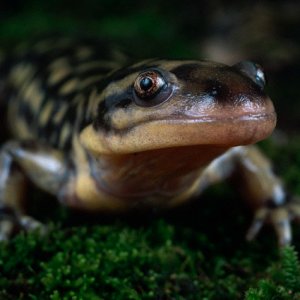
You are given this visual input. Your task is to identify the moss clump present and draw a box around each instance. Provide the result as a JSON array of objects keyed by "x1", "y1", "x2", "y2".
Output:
[
  {"x1": 0, "y1": 216, "x2": 276, "y2": 300},
  {"x1": 0, "y1": 197, "x2": 293, "y2": 300},
  {"x1": 246, "y1": 246, "x2": 300, "y2": 300}
]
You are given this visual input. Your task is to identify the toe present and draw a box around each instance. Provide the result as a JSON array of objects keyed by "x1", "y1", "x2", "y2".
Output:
[
  {"x1": 246, "y1": 207, "x2": 269, "y2": 241},
  {"x1": 271, "y1": 208, "x2": 292, "y2": 246}
]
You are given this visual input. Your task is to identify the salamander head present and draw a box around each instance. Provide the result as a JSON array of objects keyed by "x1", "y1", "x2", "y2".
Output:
[{"x1": 80, "y1": 60, "x2": 276, "y2": 154}]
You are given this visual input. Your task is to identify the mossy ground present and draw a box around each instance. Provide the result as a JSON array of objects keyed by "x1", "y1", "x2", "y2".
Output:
[{"x1": 0, "y1": 1, "x2": 300, "y2": 299}]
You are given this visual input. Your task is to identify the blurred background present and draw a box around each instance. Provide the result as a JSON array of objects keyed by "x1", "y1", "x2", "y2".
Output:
[{"x1": 0, "y1": 0, "x2": 299, "y2": 131}]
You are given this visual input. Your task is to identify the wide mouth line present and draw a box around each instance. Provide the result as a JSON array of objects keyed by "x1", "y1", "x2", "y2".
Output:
[{"x1": 137, "y1": 112, "x2": 276, "y2": 126}]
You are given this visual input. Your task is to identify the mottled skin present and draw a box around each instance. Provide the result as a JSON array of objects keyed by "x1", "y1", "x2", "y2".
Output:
[{"x1": 0, "y1": 37, "x2": 299, "y2": 245}]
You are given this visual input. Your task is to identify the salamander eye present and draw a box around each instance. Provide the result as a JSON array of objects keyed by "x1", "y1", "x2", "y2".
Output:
[
  {"x1": 234, "y1": 61, "x2": 266, "y2": 89},
  {"x1": 133, "y1": 70, "x2": 173, "y2": 107}
]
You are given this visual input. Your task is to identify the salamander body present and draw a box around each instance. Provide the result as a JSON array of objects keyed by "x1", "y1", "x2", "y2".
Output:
[{"x1": 0, "y1": 36, "x2": 298, "y2": 245}]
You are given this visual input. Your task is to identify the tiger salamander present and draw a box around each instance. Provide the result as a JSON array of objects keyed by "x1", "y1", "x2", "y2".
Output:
[{"x1": 0, "y1": 36, "x2": 298, "y2": 245}]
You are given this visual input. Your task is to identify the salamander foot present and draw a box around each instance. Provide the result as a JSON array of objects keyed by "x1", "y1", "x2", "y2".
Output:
[
  {"x1": 0, "y1": 206, "x2": 47, "y2": 241},
  {"x1": 246, "y1": 196, "x2": 300, "y2": 246}
]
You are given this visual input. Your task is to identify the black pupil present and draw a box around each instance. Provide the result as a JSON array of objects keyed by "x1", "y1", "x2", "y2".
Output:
[{"x1": 140, "y1": 77, "x2": 153, "y2": 91}]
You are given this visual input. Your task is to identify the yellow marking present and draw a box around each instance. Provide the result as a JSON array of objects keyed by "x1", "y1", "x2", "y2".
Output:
[
  {"x1": 71, "y1": 135, "x2": 128, "y2": 212},
  {"x1": 16, "y1": 119, "x2": 33, "y2": 138},
  {"x1": 59, "y1": 78, "x2": 79, "y2": 95},
  {"x1": 34, "y1": 38, "x2": 72, "y2": 53},
  {"x1": 23, "y1": 80, "x2": 43, "y2": 111},
  {"x1": 8, "y1": 113, "x2": 33, "y2": 139},
  {"x1": 72, "y1": 93, "x2": 85, "y2": 105},
  {"x1": 76, "y1": 60, "x2": 120, "y2": 73},
  {"x1": 3, "y1": 169, "x2": 27, "y2": 213},
  {"x1": 48, "y1": 58, "x2": 70, "y2": 71},
  {"x1": 48, "y1": 67, "x2": 73, "y2": 86},
  {"x1": 73, "y1": 173, "x2": 127, "y2": 211},
  {"x1": 103, "y1": 72, "x2": 138, "y2": 99},
  {"x1": 34, "y1": 39, "x2": 55, "y2": 53},
  {"x1": 39, "y1": 101, "x2": 54, "y2": 126},
  {"x1": 110, "y1": 49, "x2": 128, "y2": 64},
  {"x1": 52, "y1": 104, "x2": 68, "y2": 124},
  {"x1": 80, "y1": 75, "x2": 105, "y2": 89},
  {"x1": 10, "y1": 64, "x2": 35, "y2": 87},
  {"x1": 73, "y1": 135, "x2": 90, "y2": 171},
  {"x1": 73, "y1": 94, "x2": 86, "y2": 124},
  {"x1": 59, "y1": 123, "x2": 72, "y2": 146},
  {"x1": 86, "y1": 88, "x2": 102, "y2": 119},
  {"x1": 71, "y1": 94, "x2": 90, "y2": 131},
  {"x1": 75, "y1": 47, "x2": 94, "y2": 60}
]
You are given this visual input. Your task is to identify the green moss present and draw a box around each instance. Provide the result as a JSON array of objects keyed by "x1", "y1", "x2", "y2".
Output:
[
  {"x1": 245, "y1": 246, "x2": 300, "y2": 300},
  {"x1": 1, "y1": 208, "x2": 299, "y2": 299},
  {"x1": 0, "y1": 219, "x2": 274, "y2": 299}
]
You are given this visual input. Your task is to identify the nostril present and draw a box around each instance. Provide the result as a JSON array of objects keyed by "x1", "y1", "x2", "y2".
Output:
[
  {"x1": 233, "y1": 61, "x2": 266, "y2": 90},
  {"x1": 203, "y1": 79, "x2": 229, "y2": 100}
]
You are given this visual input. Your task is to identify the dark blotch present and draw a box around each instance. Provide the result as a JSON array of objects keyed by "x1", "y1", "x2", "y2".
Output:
[
  {"x1": 18, "y1": 100, "x2": 35, "y2": 126},
  {"x1": 171, "y1": 63, "x2": 201, "y2": 81},
  {"x1": 115, "y1": 98, "x2": 132, "y2": 108},
  {"x1": 18, "y1": 140, "x2": 50, "y2": 151},
  {"x1": 94, "y1": 100, "x2": 111, "y2": 131},
  {"x1": 94, "y1": 90, "x2": 133, "y2": 131},
  {"x1": 0, "y1": 206, "x2": 17, "y2": 218},
  {"x1": 106, "y1": 63, "x2": 158, "y2": 83},
  {"x1": 265, "y1": 198, "x2": 285, "y2": 209},
  {"x1": 92, "y1": 63, "x2": 164, "y2": 132},
  {"x1": 35, "y1": 99, "x2": 76, "y2": 150}
]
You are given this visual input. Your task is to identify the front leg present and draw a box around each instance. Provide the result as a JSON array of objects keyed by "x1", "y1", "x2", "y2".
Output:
[
  {"x1": 235, "y1": 145, "x2": 296, "y2": 246},
  {"x1": 0, "y1": 140, "x2": 72, "y2": 240},
  {"x1": 201, "y1": 145, "x2": 300, "y2": 246}
]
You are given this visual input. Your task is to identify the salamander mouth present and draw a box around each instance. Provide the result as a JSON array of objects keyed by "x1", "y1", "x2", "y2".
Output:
[
  {"x1": 137, "y1": 111, "x2": 275, "y2": 126},
  {"x1": 127, "y1": 110, "x2": 277, "y2": 147},
  {"x1": 80, "y1": 109, "x2": 276, "y2": 155}
]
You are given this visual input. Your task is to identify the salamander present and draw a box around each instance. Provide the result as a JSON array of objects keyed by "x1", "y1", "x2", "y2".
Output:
[{"x1": 0, "y1": 36, "x2": 298, "y2": 245}]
